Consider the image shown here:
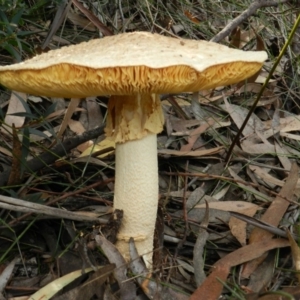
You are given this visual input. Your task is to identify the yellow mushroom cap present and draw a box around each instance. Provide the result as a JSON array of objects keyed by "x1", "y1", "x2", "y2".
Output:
[{"x1": 0, "y1": 32, "x2": 267, "y2": 98}]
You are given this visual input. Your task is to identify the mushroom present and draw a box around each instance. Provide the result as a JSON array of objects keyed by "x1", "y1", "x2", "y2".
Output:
[{"x1": 0, "y1": 32, "x2": 267, "y2": 267}]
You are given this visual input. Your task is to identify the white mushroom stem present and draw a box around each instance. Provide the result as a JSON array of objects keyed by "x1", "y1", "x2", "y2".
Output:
[
  {"x1": 106, "y1": 93, "x2": 164, "y2": 268},
  {"x1": 114, "y1": 133, "x2": 158, "y2": 267}
]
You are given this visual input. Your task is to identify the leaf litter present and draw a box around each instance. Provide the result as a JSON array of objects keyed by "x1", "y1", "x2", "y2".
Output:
[{"x1": 0, "y1": 1, "x2": 300, "y2": 300}]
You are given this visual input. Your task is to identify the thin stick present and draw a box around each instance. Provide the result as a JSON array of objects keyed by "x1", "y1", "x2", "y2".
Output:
[
  {"x1": 8, "y1": 177, "x2": 114, "y2": 226},
  {"x1": 211, "y1": 0, "x2": 289, "y2": 43}
]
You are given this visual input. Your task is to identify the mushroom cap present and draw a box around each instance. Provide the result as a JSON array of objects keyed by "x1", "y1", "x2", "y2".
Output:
[{"x1": 0, "y1": 32, "x2": 267, "y2": 97}]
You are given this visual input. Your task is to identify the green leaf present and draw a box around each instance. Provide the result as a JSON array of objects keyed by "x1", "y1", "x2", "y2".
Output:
[
  {"x1": 3, "y1": 42, "x2": 21, "y2": 61},
  {"x1": 0, "y1": 11, "x2": 13, "y2": 35},
  {"x1": 11, "y1": 8, "x2": 25, "y2": 26}
]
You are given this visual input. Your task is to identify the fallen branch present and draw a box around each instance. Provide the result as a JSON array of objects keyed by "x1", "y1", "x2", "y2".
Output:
[
  {"x1": 211, "y1": 0, "x2": 290, "y2": 43},
  {"x1": 0, "y1": 194, "x2": 108, "y2": 223}
]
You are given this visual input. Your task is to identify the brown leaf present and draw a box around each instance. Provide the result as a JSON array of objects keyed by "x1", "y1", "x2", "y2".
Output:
[
  {"x1": 239, "y1": 33, "x2": 265, "y2": 84},
  {"x1": 180, "y1": 119, "x2": 215, "y2": 152},
  {"x1": 251, "y1": 162, "x2": 298, "y2": 237},
  {"x1": 190, "y1": 239, "x2": 290, "y2": 300},
  {"x1": 184, "y1": 10, "x2": 200, "y2": 24},
  {"x1": 129, "y1": 238, "x2": 188, "y2": 300},
  {"x1": 228, "y1": 168, "x2": 272, "y2": 202},
  {"x1": 72, "y1": 0, "x2": 113, "y2": 36},
  {"x1": 221, "y1": 100, "x2": 265, "y2": 137},
  {"x1": 67, "y1": 11, "x2": 96, "y2": 32},
  {"x1": 241, "y1": 141, "x2": 275, "y2": 155},
  {"x1": 256, "y1": 33, "x2": 265, "y2": 52},
  {"x1": 193, "y1": 201, "x2": 209, "y2": 286},
  {"x1": 53, "y1": 264, "x2": 115, "y2": 300},
  {"x1": 286, "y1": 229, "x2": 300, "y2": 283},
  {"x1": 196, "y1": 201, "x2": 259, "y2": 246},
  {"x1": 242, "y1": 162, "x2": 298, "y2": 278},
  {"x1": 1, "y1": 92, "x2": 27, "y2": 134},
  {"x1": 229, "y1": 27, "x2": 241, "y2": 49},
  {"x1": 85, "y1": 97, "x2": 103, "y2": 130},
  {"x1": 249, "y1": 165, "x2": 284, "y2": 188},
  {"x1": 56, "y1": 98, "x2": 81, "y2": 140},
  {"x1": 95, "y1": 235, "x2": 136, "y2": 300},
  {"x1": 195, "y1": 200, "x2": 258, "y2": 211},
  {"x1": 158, "y1": 146, "x2": 224, "y2": 157},
  {"x1": 190, "y1": 263, "x2": 229, "y2": 300},
  {"x1": 229, "y1": 205, "x2": 258, "y2": 246},
  {"x1": 7, "y1": 125, "x2": 22, "y2": 185},
  {"x1": 247, "y1": 252, "x2": 276, "y2": 293},
  {"x1": 274, "y1": 142, "x2": 291, "y2": 171}
]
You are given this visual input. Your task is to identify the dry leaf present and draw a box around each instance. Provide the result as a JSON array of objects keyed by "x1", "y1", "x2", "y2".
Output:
[
  {"x1": 28, "y1": 267, "x2": 97, "y2": 300},
  {"x1": 95, "y1": 235, "x2": 136, "y2": 300},
  {"x1": 286, "y1": 229, "x2": 300, "y2": 283},
  {"x1": 158, "y1": 146, "x2": 224, "y2": 157},
  {"x1": 80, "y1": 138, "x2": 115, "y2": 158},
  {"x1": 195, "y1": 200, "x2": 259, "y2": 212},
  {"x1": 238, "y1": 25, "x2": 265, "y2": 48},
  {"x1": 229, "y1": 26, "x2": 241, "y2": 48},
  {"x1": 229, "y1": 205, "x2": 258, "y2": 246},
  {"x1": 184, "y1": 10, "x2": 200, "y2": 24},
  {"x1": 67, "y1": 11, "x2": 96, "y2": 31},
  {"x1": 7, "y1": 125, "x2": 22, "y2": 185},
  {"x1": 221, "y1": 100, "x2": 265, "y2": 137},
  {"x1": 56, "y1": 98, "x2": 81, "y2": 140},
  {"x1": 180, "y1": 119, "x2": 215, "y2": 152},
  {"x1": 68, "y1": 119, "x2": 85, "y2": 135},
  {"x1": 249, "y1": 165, "x2": 284, "y2": 188},
  {"x1": 239, "y1": 33, "x2": 265, "y2": 84},
  {"x1": 228, "y1": 168, "x2": 272, "y2": 202},
  {"x1": 193, "y1": 201, "x2": 209, "y2": 286},
  {"x1": 196, "y1": 200, "x2": 258, "y2": 246},
  {"x1": 85, "y1": 97, "x2": 103, "y2": 130},
  {"x1": 1, "y1": 92, "x2": 27, "y2": 134},
  {"x1": 190, "y1": 239, "x2": 289, "y2": 300},
  {"x1": 53, "y1": 264, "x2": 115, "y2": 300},
  {"x1": 281, "y1": 132, "x2": 300, "y2": 141},
  {"x1": 274, "y1": 142, "x2": 292, "y2": 171},
  {"x1": 242, "y1": 162, "x2": 298, "y2": 278},
  {"x1": 241, "y1": 141, "x2": 275, "y2": 155}
]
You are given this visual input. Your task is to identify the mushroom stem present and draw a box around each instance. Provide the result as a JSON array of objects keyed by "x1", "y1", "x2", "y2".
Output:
[
  {"x1": 106, "y1": 93, "x2": 164, "y2": 267},
  {"x1": 114, "y1": 133, "x2": 158, "y2": 267}
]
